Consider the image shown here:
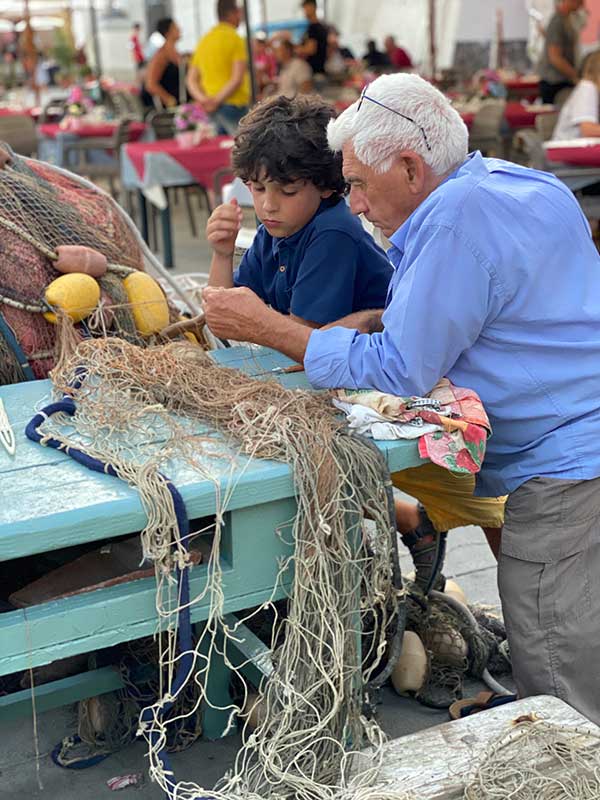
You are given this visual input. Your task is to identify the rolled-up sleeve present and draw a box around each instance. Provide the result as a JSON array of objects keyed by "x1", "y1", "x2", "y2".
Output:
[{"x1": 305, "y1": 224, "x2": 504, "y2": 395}]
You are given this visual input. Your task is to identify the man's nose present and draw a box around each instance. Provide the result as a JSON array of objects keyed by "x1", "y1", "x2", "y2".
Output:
[{"x1": 348, "y1": 188, "x2": 367, "y2": 216}]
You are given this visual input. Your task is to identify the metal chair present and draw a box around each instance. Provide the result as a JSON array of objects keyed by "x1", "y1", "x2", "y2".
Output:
[
  {"x1": 61, "y1": 119, "x2": 132, "y2": 199},
  {"x1": 146, "y1": 109, "x2": 176, "y2": 139},
  {"x1": 0, "y1": 114, "x2": 37, "y2": 157},
  {"x1": 146, "y1": 109, "x2": 212, "y2": 239},
  {"x1": 468, "y1": 100, "x2": 506, "y2": 156}
]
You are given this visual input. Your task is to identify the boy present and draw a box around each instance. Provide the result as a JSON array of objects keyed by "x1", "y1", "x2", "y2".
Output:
[{"x1": 206, "y1": 94, "x2": 393, "y2": 327}]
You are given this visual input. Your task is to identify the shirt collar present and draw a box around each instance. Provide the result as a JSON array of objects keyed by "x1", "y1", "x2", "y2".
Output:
[
  {"x1": 270, "y1": 198, "x2": 335, "y2": 258},
  {"x1": 388, "y1": 152, "x2": 487, "y2": 264}
]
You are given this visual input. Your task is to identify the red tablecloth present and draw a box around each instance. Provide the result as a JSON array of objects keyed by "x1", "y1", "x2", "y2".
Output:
[
  {"x1": 125, "y1": 135, "x2": 234, "y2": 187},
  {"x1": 545, "y1": 144, "x2": 600, "y2": 167},
  {"x1": 38, "y1": 121, "x2": 146, "y2": 140},
  {"x1": 460, "y1": 103, "x2": 554, "y2": 130},
  {"x1": 503, "y1": 78, "x2": 540, "y2": 103}
]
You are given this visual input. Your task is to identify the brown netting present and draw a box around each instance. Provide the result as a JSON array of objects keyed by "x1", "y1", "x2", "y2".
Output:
[{"x1": 0, "y1": 145, "x2": 147, "y2": 383}]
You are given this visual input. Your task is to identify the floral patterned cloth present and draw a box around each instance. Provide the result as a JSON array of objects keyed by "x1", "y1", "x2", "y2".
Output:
[{"x1": 335, "y1": 378, "x2": 491, "y2": 475}]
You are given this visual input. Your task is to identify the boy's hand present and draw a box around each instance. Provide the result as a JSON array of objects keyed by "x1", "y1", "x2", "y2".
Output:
[{"x1": 206, "y1": 199, "x2": 243, "y2": 257}]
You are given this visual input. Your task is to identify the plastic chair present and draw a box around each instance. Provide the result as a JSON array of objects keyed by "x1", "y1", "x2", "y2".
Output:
[
  {"x1": 0, "y1": 114, "x2": 37, "y2": 157},
  {"x1": 469, "y1": 100, "x2": 506, "y2": 156},
  {"x1": 535, "y1": 111, "x2": 559, "y2": 142}
]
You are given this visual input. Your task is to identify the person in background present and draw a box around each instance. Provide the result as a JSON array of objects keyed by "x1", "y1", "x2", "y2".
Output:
[
  {"x1": 553, "y1": 49, "x2": 600, "y2": 139},
  {"x1": 324, "y1": 30, "x2": 349, "y2": 80},
  {"x1": 297, "y1": 0, "x2": 329, "y2": 76},
  {"x1": 538, "y1": 0, "x2": 583, "y2": 103},
  {"x1": 129, "y1": 22, "x2": 145, "y2": 75},
  {"x1": 143, "y1": 18, "x2": 184, "y2": 109},
  {"x1": 363, "y1": 40, "x2": 390, "y2": 71},
  {"x1": 253, "y1": 32, "x2": 277, "y2": 95},
  {"x1": 187, "y1": 0, "x2": 250, "y2": 135},
  {"x1": 384, "y1": 35, "x2": 413, "y2": 70},
  {"x1": 274, "y1": 38, "x2": 313, "y2": 98}
]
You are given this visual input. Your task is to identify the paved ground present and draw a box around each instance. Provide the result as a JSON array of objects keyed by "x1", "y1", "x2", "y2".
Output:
[{"x1": 2, "y1": 199, "x2": 513, "y2": 797}]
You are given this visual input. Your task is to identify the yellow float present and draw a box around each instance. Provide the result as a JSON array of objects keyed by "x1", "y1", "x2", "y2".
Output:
[
  {"x1": 43, "y1": 273, "x2": 100, "y2": 324},
  {"x1": 123, "y1": 272, "x2": 170, "y2": 336}
]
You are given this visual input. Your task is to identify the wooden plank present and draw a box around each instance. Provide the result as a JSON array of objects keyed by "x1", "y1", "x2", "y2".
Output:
[
  {"x1": 0, "y1": 497, "x2": 297, "y2": 675},
  {"x1": 356, "y1": 695, "x2": 600, "y2": 799},
  {"x1": 0, "y1": 665, "x2": 124, "y2": 722}
]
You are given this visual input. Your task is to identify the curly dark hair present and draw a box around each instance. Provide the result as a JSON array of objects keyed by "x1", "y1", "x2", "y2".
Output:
[{"x1": 232, "y1": 94, "x2": 345, "y2": 197}]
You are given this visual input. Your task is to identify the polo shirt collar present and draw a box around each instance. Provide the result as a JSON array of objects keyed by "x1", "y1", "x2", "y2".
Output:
[{"x1": 270, "y1": 199, "x2": 333, "y2": 258}]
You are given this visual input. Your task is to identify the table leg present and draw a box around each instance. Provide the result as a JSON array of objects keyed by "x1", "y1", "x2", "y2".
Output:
[
  {"x1": 160, "y1": 200, "x2": 174, "y2": 269},
  {"x1": 137, "y1": 190, "x2": 149, "y2": 244}
]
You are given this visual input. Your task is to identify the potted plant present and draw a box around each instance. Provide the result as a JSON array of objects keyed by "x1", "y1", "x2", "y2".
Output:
[{"x1": 173, "y1": 104, "x2": 215, "y2": 148}]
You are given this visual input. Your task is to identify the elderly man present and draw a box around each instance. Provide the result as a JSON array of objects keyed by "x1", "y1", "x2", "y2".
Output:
[{"x1": 203, "y1": 73, "x2": 600, "y2": 723}]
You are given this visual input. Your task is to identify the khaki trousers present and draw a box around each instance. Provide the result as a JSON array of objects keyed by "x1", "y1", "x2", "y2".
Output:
[{"x1": 498, "y1": 476, "x2": 600, "y2": 724}]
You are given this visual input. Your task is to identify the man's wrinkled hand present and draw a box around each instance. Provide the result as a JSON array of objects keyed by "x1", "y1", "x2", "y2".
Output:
[{"x1": 202, "y1": 286, "x2": 271, "y2": 343}]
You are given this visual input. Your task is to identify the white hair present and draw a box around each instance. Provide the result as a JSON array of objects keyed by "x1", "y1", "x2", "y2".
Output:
[{"x1": 327, "y1": 73, "x2": 469, "y2": 176}]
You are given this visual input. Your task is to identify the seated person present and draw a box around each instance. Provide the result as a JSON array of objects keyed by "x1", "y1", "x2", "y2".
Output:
[
  {"x1": 206, "y1": 94, "x2": 393, "y2": 327},
  {"x1": 273, "y1": 39, "x2": 313, "y2": 99},
  {"x1": 553, "y1": 49, "x2": 600, "y2": 140},
  {"x1": 363, "y1": 40, "x2": 390, "y2": 71}
]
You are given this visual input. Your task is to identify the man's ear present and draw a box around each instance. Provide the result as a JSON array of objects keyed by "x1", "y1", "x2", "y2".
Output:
[{"x1": 398, "y1": 152, "x2": 425, "y2": 195}]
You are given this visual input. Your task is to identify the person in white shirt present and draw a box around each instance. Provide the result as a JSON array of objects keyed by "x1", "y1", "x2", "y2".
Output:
[
  {"x1": 553, "y1": 49, "x2": 600, "y2": 140},
  {"x1": 274, "y1": 39, "x2": 313, "y2": 98}
]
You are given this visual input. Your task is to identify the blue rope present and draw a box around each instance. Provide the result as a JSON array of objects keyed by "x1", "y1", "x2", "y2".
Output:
[
  {"x1": 0, "y1": 310, "x2": 36, "y2": 381},
  {"x1": 26, "y1": 393, "x2": 211, "y2": 800}
]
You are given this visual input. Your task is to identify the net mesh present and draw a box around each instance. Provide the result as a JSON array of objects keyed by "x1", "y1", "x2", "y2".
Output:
[
  {"x1": 0, "y1": 146, "x2": 146, "y2": 382},
  {"x1": 32, "y1": 336, "x2": 407, "y2": 799}
]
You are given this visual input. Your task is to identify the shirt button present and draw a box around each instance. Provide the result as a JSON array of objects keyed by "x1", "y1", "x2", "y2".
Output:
[{"x1": 279, "y1": 265, "x2": 286, "y2": 272}]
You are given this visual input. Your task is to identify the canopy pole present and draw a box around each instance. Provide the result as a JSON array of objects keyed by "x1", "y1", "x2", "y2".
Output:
[
  {"x1": 89, "y1": 0, "x2": 102, "y2": 78},
  {"x1": 242, "y1": 0, "x2": 258, "y2": 105},
  {"x1": 428, "y1": 0, "x2": 437, "y2": 79}
]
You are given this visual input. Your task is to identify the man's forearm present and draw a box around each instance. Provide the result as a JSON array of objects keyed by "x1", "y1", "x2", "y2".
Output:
[
  {"x1": 323, "y1": 309, "x2": 384, "y2": 333},
  {"x1": 260, "y1": 309, "x2": 313, "y2": 363}
]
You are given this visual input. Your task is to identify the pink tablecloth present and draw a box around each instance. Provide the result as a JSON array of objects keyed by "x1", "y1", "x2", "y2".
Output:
[
  {"x1": 38, "y1": 121, "x2": 146, "y2": 140},
  {"x1": 125, "y1": 135, "x2": 234, "y2": 187},
  {"x1": 545, "y1": 144, "x2": 600, "y2": 167}
]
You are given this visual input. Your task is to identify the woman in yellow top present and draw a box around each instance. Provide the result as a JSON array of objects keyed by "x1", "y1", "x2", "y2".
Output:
[{"x1": 186, "y1": 0, "x2": 250, "y2": 135}]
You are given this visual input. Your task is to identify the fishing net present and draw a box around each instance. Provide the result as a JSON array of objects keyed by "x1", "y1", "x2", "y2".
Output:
[
  {"x1": 30, "y1": 335, "x2": 408, "y2": 800},
  {"x1": 0, "y1": 145, "x2": 182, "y2": 384},
  {"x1": 404, "y1": 590, "x2": 510, "y2": 710},
  {"x1": 463, "y1": 714, "x2": 600, "y2": 799}
]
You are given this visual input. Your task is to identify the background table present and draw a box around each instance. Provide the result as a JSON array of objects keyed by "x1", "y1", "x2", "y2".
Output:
[
  {"x1": 544, "y1": 139, "x2": 600, "y2": 194},
  {"x1": 37, "y1": 120, "x2": 147, "y2": 169},
  {"x1": 121, "y1": 136, "x2": 234, "y2": 268},
  {"x1": 0, "y1": 346, "x2": 425, "y2": 730}
]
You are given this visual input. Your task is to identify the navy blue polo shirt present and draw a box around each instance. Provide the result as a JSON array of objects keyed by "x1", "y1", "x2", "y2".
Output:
[{"x1": 233, "y1": 198, "x2": 393, "y2": 325}]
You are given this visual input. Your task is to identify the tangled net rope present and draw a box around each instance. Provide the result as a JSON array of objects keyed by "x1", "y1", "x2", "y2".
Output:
[
  {"x1": 30, "y1": 336, "x2": 408, "y2": 800},
  {"x1": 463, "y1": 715, "x2": 600, "y2": 799}
]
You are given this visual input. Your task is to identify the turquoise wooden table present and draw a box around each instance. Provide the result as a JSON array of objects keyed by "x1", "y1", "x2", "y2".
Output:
[{"x1": 0, "y1": 346, "x2": 424, "y2": 731}]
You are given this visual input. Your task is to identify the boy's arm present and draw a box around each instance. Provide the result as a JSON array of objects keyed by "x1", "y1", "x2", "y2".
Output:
[{"x1": 206, "y1": 200, "x2": 243, "y2": 287}]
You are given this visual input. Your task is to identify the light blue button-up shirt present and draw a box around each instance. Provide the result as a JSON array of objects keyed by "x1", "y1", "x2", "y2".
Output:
[{"x1": 305, "y1": 152, "x2": 600, "y2": 497}]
